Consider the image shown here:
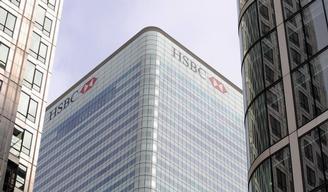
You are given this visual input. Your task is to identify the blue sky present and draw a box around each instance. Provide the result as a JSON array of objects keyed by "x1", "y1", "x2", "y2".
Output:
[{"x1": 48, "y1": 0, "x2": 241, "y2": 102}]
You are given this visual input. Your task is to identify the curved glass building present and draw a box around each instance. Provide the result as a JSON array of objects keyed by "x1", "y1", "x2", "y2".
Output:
[
  {"x1": 238, "y1": 0, "x2": 328, "y2": 191},
  {"x1": 34, "y1": 27, "x2": 247, "y2": 192}
]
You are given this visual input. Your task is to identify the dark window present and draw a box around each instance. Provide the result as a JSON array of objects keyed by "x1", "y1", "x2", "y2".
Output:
[
  {"x1": 0, "y1": 7, "x2": 16, "y2": 37},
  {"x1": 306, "y1": 166, "x2": 316, "y2": 186},
  {"x1": 270, "y1": 115, "x2": 282, "y2": 138},
  {"x1": 304, "y1": 140, "x2": 313, "y2": 161},
  {"x1": 299, "y1": 91, "x2": 310, "y2": 111},
  {"x1": 0, "y1": 80, "x2": 2, "y2": 92},
  {"x1": 0, "y1": 42, "x2": 10, "y2": 69},
  {"x1": 29, "y1": 32, "x2": 48, "y2": 63},
  {"x1": 249, "y1": 159, "x2": 272, "y2": 192},
  {"x1": 282, "y1": 0, "x2": 300, "y2": 19},
  {"x1": 277, "y1": 168, "x2": 287, "y2": 191},
  {"x1": 258, "y1": 0, "x2": 276, "y2": 36}
]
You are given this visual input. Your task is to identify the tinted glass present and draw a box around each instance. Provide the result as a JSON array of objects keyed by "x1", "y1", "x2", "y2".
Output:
[
  {"x1": 286, "y1": 14, "x2": 307, "y2": 69},
  {"x1": 303, "y1": 1, "x2": 328, "y2": 57},
  {"x1": 258, "y1": 0, "x2": 276, "y2": 36},
  {"x1": 243, "y1": 43, "x2": 264, "y2": 106},
  {"x1": 249, "y1": 159, "x2": 272, "y2": 192},
  {"x1": 240, "y1": 3, "x2": 259, "y2": 56},
  {"x1": 246, "y1": 94, "x2": 268, "y2": 164},
  {"x1": 310, "y1": 49, "x2": 328, "y2": 114},
  {"x1": 272, "y1": 147, "x2": 294, "y2": 192},
  {"x1": 292, "y1": 64, "x2": 315, "y2": 127},
  {"x1": 266, "y1": 82, "x2": 288, "y2": 144},
  {"x1": 262, "y1": 31, "x2": 281, "y2": 86},
  {"x1": 282, "y1": 0, "x2": 300, "y2": 19},
  {"x1": 300, "y1": 129, "x2": 325, "y2": 191}
]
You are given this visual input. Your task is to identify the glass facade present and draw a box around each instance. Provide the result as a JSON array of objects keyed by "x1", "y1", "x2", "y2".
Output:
[
  {"x1": 239, "y1": 0, "x2": 328, "y2": 191},
  {"x1": 34, "y1": 27, "x2": 247, "y2": 192},
  {"x1": 0, "y1": 0, "x2": 63, "y2": 191}
]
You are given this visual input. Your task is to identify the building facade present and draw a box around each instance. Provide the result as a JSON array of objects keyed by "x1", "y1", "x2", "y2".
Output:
[
  {"x1": 238, "y1": 0, "x2": 328, "y2": 191},
  {"x1": 0, "y1": 0, "x2": 63, "y2": 191},
  {"x1": 34, "y1": 27, "x2": 247, "y2": 192}
]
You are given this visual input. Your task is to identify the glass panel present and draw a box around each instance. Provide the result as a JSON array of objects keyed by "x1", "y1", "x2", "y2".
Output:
[
  {"x1": 320, "y1": 121, "x2": 328, "y2": 179},
  {"x1": 15, "y1": 164, "x2": 26, "y2": 190},
  {"x1": 39, "y1": 42, "x2": 47, "y2": 62},
  {"x1": 17, "y1": 92, "x2": 29, "y2": 116},
  {"x1": 0, "y1": 43, "x2": 9, "y2": 68},
  {"x1": 272, "y1": 147, "x2": 294, "y2": 192},
  {"x1": 300, "y1": 129, "x2": 325, "y2": 191},
  {"x1": 292, "y1": 64, "x2": 315, "y2": 127},
  {"x1": 35, "y1": 6, "x2": 46, "y2": 28},
  {"x1": 10, "y1": 126, "x2": 23, "y2": 156},
  {"x1": 303, "y1": 1, "x2": 328, "y2": 57},
  {"x1": 262, "y1": 31, "x2": 281, "y2": 86},
  {"x1": 286, "y1": 14, "x2": 307, "y2": 69},
  {"x1": 282, "y1": 0, "x2": 300, "y2": 19},
  {"x1": 258, "y1": 0, "x2": 276, "y2": 36},
  {"x1": 310, "y1": 49, "x2": 328, "y2": 114},
  {"x1": 243, "y1": 43, "x2": 264, "y2": 106},
  {"x1": 44, "y1": 17, "x2": 52, "y2": 36},
  {"x1": 49, "y1": 0, "x2": 56, "y2": 9},
  {"x1": 266, "y1": 82, "x2": 288, "y2": 144},
  {"x1": 300, "y1": 0, "x2": 314, "y2": 7},
  {"x1": 0, "y1": 7, "x2": 6, "y2": 30},
  {"x1": 325, "y1": 0, "x2": 328, "y2": 19},
  {"x1": 24, "y1": 61, "x2": 35, "y2": 88},
  {"x1": 249, "y1": 159, "x2": 272, "y2": 192},
  {"x1": 246, "y1": 94, "x2": 268, "y2": 164},
  {"x1": 30, "y1": 32, "x2": 41, "y2": 55},
  {"x1": 6, "y1": 13, "x2": 16, "y2": 32},
  {"x1": 27, "y1": 99, "x2": 37, "y2": 122},
  {"x1": 22, "y1": 131, "x2": 32, "y2": 155},
  {"x1": 34, "y1": 69, "x2": 43, "y2": 91},
  {"x1": 240, "y1": 3, "x2": 259, "y2": 56}
]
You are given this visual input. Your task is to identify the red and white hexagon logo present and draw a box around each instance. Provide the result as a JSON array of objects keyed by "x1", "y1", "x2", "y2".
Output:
[
  {"x1": 209, "y1": 77, "x2": 227, "y2": 94},
  {"x1": 80, "y1": 77, "x2": 97, "y2": 94}
]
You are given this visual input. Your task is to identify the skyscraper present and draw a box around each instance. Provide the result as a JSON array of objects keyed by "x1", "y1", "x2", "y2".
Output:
[
  {"x1": 0, "y1": 0, "x2": 63, "y2": 191},
  {"x1": 34, "y1": 27, "x2": 247, "y2": 192},
  {"x1": 238, "y1": 0, "x2": 328, "y2": 191}
]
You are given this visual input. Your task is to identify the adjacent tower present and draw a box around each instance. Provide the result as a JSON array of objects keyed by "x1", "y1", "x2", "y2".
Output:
[
  {"x1": 238, "y1": 0, "x2": 328, "y2": 191},
  {"x1": 0, "y1": 0, "x2": 63, "y2": 191},
  {"x1": 34, "y1": 27, "x2": 247, "y2": 192}
]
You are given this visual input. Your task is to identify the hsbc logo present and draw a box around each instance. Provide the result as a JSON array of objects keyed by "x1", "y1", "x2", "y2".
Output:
[
  {"x1": 49, "y1": 77, "x2": 97, "y2": 121},
  {"x1": 172, "y1": 47, "x2": 227, "y2": 94}
]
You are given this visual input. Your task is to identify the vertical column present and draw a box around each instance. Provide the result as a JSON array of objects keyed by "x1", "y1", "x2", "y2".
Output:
[{"x1": 273, "y1": 0, "x2": 303, "y2": 191}]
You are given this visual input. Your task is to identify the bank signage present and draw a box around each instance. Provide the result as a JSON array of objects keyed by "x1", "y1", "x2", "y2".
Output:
[
  {"x1": 172, "y1": 47, "x2": 227, "y2": 94},
  {"x1": 48, "y1": 77, "x2": 97, "y2": 121}
]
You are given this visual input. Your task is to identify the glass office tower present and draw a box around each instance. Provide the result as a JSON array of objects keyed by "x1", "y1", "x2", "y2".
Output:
[
  {"x1": 34, "y1": 27, "x2": 247, "y2": 192},
  {"x1": 0, "y1": 0, "x2": 63, "y2": 191},
  {"x1": 238, "y1": 0, "x2": 328, "y2": 191}
]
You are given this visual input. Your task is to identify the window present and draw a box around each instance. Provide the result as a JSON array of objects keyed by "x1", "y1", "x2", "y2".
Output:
[
  {"x1": 0, "y1": 42, "x2": 10, "y2": 69},
  {"x1": 23, "y1": 61, "x2": 43, "y2": 92},
  {"x1": 29, "y1": 32, "x2": 48, "y2": 63},
  {"x1": 35, "y1": 6, "x2": 52, "y2": 36},
  {"x1": 17, "y1": 92, "x2": 38, "y2": 122},
  {"x1": 15, "y1": 164, "x2": 27, "y2": 190},
  {"x1": 10, "y1": 126, "x2": 33, "y2": 156},
  {"x1": 42, "y1": 0, "x2": 56, "y2": 10},
  {"x1": 0, "y1": 7, "x2": 16, "y2": 37},
  {"x1": 0, "y1": 80, "x2": 2, "y2": 92},
  {"x1": 9, "y1": 0, "x2": 21, "y2": 7}
]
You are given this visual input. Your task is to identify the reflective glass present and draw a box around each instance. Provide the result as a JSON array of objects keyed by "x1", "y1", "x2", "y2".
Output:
[
  {"x1": 266, "y1": 82, "x2": 288, "y2": 144},
  {"x1": 0, "y1": 42, "x2": 9, "y2": 68},
  {"x1": 258, "y1": 0, "x2": 276, "y2": 36},
  {"x1": 282, "y1": 0, "x2": 300, "y2": 19},
  {"x1": 17, "y1": 92, "x2": 29, "y2": 116},
  {"x1": 243, "y1": 43, "x2": 264, "y2": 106},
  {"x1": 286, "y1": 14, "x2": 307, "y2": 69},
  {"x1": 27, "y1": 99, "x2": 38, "y2": 122},
  {"x1": 240, "y1": 3, "x2": 259, "y2": 56},
  {"x1": 272, "y1": 147, "x2": 294, "y2": 192},
  {"x1": 249, "y1": 159, "x2": 272, "y2": 192},
  {"x1": 262, "y1": 31, "x2": 281, "y2": 86},
  {"x1": 246, "y1": 94, "x2": 268, "y2": 164},
  {"x1": 300, "y1": 129, "x2": 325, "y2": 191},
  {"x1": 0, "y1": 7, "x2": 16, "y2": 36},
  {"x1": 292, "y1": 64, "x2": 315, "y2": 127},
  {"x1": 303, "y1": 1, "x2": 328, "y2": 57},
  {"x1": 320, "y1": 122, "x2": 328, "y2": 179},
  {"x1": 22, "y1": 131, "x2": 32, "y2": 155},
  {"x1": 310, "y1": 49, "x2": 328, "y2": 114}
]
